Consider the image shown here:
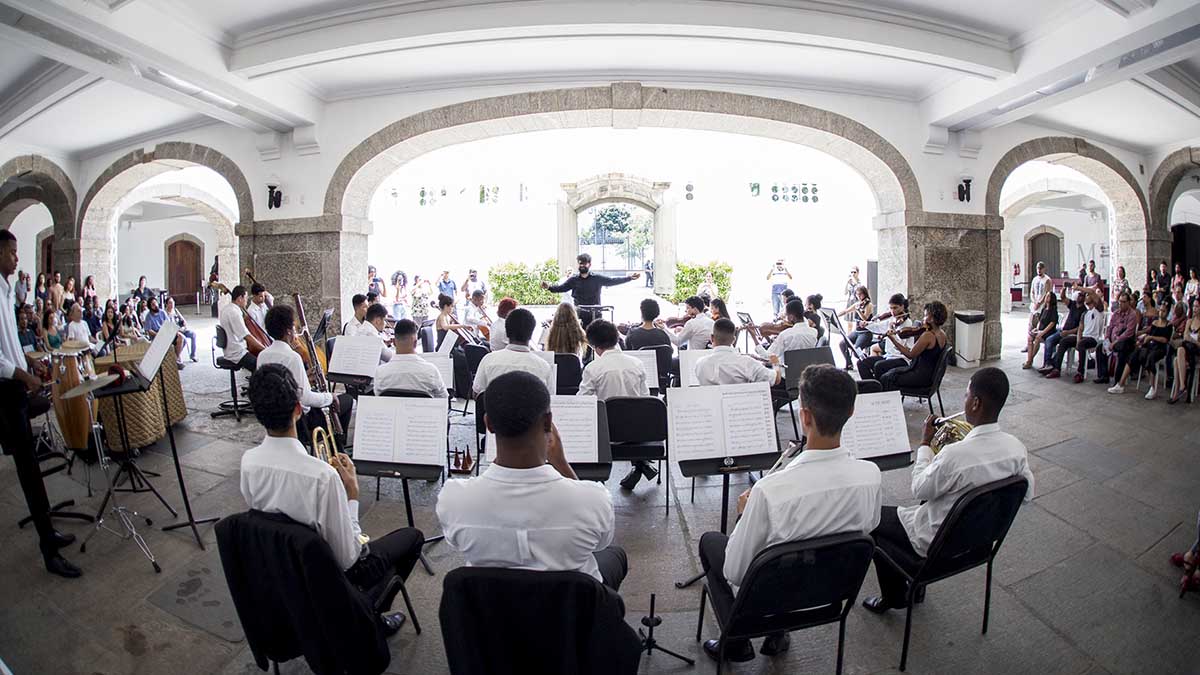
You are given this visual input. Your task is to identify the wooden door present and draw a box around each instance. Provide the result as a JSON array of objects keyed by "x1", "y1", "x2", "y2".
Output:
[
  {"x1": 40, "y1": 235, "x2": 54, "y2": 278},
  {"x1": 167, "y1": 240, "x2": 201, "y2": 305},
  {"x1": 1029, "y1": 232, "x2": 1061, "y2": 281}
]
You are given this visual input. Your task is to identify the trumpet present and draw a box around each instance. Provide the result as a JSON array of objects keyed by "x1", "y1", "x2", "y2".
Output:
[
  {"x1": 930, "y1": 412, "x2": 972, "y2": 454},
  {"x1": 312, "y1": 425, "x2": 336, "y2": 465}
]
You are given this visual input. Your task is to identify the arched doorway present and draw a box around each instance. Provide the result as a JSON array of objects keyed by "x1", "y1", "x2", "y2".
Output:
[
  {"x1": 165, "y1": 235, "x2": 203, "y2": 304},
  {"x1": 1027, "y1": 229, "x2": 1064, "y2": 279},
  {"x1": 1173, "y1": 223, "x2": 1200, "y2": 275},
  {"x1": 0, "y1": 155, "x2": 77, "y2": 275},
  {"x1": 40, "y1": 233, "x2": 55, "y2": 278},
  {"x1": 560, "y1": 174, "x2": 670, "y2": 291}
]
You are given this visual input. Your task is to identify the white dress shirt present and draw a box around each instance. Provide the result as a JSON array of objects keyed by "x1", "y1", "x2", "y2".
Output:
[
  {"x1": 344, "y1": 317, "x2": 369, "y2": 337},
  {"x1": 374, "y1": 354, "x2": 447, "y2": 397},
  {"x1": 218, "y1": 302, "x2": 251, "y2": 362},
  {"x1": 489, "y1": 317, "x2": 510, "y2": 352},
  {"x1": 669, "y1": 314, "x2": 715, "y2": 349},
  {"x1": 463, "y1": 303, "x2": 489, "y2": 328},
  {"x1": 240, "y1": 436, "x2": 364, "y2": 571},
  {"x1": 724, "y1": 447, "x2": 882, "y2": 590},
  {"x1": 899, "y1": 423, "x2": 1034, "y2": 557},
  {"x1": 247, "y1": 301, "x2": 268, "y2": 330},
  {"x1": 66, "y1": 320, "x2": 93, "y2": 349},
  {"x1": 436, "y1": 463, "x2": 614, "y2": 581},
  {"x1": 257, "y1": 340, "x2": 332, "y2": 411},
  {"x1": 472, "y1": 344, "x2": 553, "y2": 393},
  {"x1": 696, "y1": 345, "x2": 775, "y2": 386},
  {"x1": 577, "y1": 349, "x2": 650, "y2": 400},
  {"x1": 0, "y1": 275, "x2": 27, "y2": 379},
  {"x1": 767, "y1": 323, "x2": 819, "y2": 358},
  {"x1": 360, "y1": 322, "x2": 394, "y2": 362}
]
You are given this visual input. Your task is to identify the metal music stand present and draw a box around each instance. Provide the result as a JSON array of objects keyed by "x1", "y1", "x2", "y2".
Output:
[{"x1": 354, "y1": 460, "x2": 446, "y2": 576}]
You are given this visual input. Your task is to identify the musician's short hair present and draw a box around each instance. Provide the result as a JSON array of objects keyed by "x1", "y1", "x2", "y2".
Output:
[
  {"x1": 577, "y1": 253, "x2": 592, "y2": 264},
  {"x1": 640, "y1": 298, "x2": 660, "y2": 321},
  {"x1": 351, "y1": 293, "x2": 367, "y2": 309},
  {"x1": 888, "y1": 293, "x2": 907, "y2": 309},
  {"x1": 365, "y1": 303, "x2": 388, "y2": 322},
  {"x1": 968, "y1": 367, "x2": 1009, "y2": 417},
  {"x1": 784, "y1": 299, "x2": 806, "y2": 321},
  {"x1": 799, "y1": 364, "x2": 857, "y2": 437},
  {"x1": 250, "y1": 283, "x2": 265, "y2": 296},
  {"x1": 585, "y1": 319, "x2": 619, "y2": 349},
  {"x1": 249, "y1": 364, "x2": 299, "y2": 433},
  {"x1": 497, "y1": 297, "x2": 517, "y2": 318},
  {"x1": 924, "y1": 301, "x2": 948, "y2": 326},
  {"x1": 0, "y1": 230, "x2": 15, "y2": 246},
  {"x1": 712, "y1": 318, "x2": 737, "y2": 343},
  {"x1": 264, "y1": 304, "x2": 295, "y2": 340},
  {"x1": 485, "y1": 371, "x2": 549, "y2": 438},
  {"x1": 684, "y1": 296, "x2": 705, "y2": 312},
  {"x1": 437, "y1": 293, "x2": 454, "y2": 309},
  {"x1": 471, "y1": 289, "x2": 485, "y2": 300},
  {"x1": 393, "y1": 319, "x2": 418, "y2": 340},
  {"x1": 505, "y1": 308, "x2": 536, "y2": 343},
  {"x1": 231, "y1": 285, "x2": 247, "y2": 301},
  {"x1": 781, "y1": 289, "x2": 795, "y2": 300}
]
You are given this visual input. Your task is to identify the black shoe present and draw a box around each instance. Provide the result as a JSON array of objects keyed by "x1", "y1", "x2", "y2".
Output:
[
  {"x1": 702, "y1": 638, "x2": 755, "y2": 663},
  {"x1": 862, "y1": 595, "x2": 903, "y2": 614},
  {"x1": 380, "y1": 611, "x2": 406, "y2": 637},
  {"x1": 760, "y1": 632, "x2": 791, "y2": 656},
  {"x1": 47, "y1": 530, "x2": 76, "y2": 550},
  {"x1": 1093, "y1": 377, "x2": 1108, "y2": 385},
  {"x1": 638, "y1": 461, "x2": 659, "y2": 481},
  {"x1": 190, "y1": 356, "x2": 198, "y2": 362},
  {"x1": 44, "y1": 554, "x2": 82, "y2": 578},
  {"x1": 177, "y1": 362, "x2": 185, "y2": 370},
  {"x1": 619, "y1": 467, "x2": 641, "y2": 491}
]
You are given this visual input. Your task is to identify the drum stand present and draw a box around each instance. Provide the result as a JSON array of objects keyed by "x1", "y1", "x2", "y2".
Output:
[{"x1": 15, "y1": 409, "x2": 96, "y2": 529}]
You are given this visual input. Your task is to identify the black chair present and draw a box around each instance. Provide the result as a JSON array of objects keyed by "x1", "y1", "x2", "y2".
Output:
[
  {"x1": 696, "y1": 532, "x2": 875, "y2": 675},
  {"x1": 898, "y1": 347, "x2": 954, "y2": 416},
  {"x1": 555, "y1": 353, "x2": 584, "y2": 395},
  {"x1": 440, "y1": 567, "x2": 641, "y2": 675},
  {"x1": 873, "y1": 475, "x2": 1029, "y2": 671},
  {"x1": 216, "y1": 510, "x2": 410, "y2": 675},
  {"x1": 639, "y1": 344, "x2": 674, "y2": 392},
  {"x1": 605, "y1": 396, "x2": 670, "y2": 515},
  {"x1": 211, "y1": 325, "x2": 251, "y2": 420},
  {"x1": 418, "y1": 325, "x2": 436, "y2": 353},
  {"x1": 456, "y1": 343, "x2": 490, "y2": 415},
  {"x1": 856, "y1": 379, "x2": 883, "y2": 394},
  {"x1": 472, "y1": 390, "x2": 488, "y2": 476},
  {"x1": 777, "y1": 347, "x2": 837, "y2": 444}
]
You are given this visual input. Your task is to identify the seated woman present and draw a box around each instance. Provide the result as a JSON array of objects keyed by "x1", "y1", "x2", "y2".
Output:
[
  {"x1": 1171, "y1": 510, "x2": 1200, "y2": 595},
  {"x1": 878, "y1": 301, "x2": 948, "y2": 392},
  {"x1": 434, "y1": 293, "x2": 468, "y2": 350},
  {"x1": 40, "y1": 309, "x2": 61, "y2": 351},
  {"x1": 857, "y1": 293, "x2": 914, "y2": 381},
  {"x1": 1109, "y1": 306, "x2": 1174, "y2": 398},
  {"x1": 545, "y1": 302, "x2": 586, "y2": 358},
  {"x1": 1169, "y1": 297, "x2": 1200, "y2": 404},
  {"x1": 1022, "y1": 290, "x2": 1058, "y2": 369},
  {"x1": 709, "y1": 297, "x2": 731, "y2": 322},
  {"x1": 837, "y1": 285, "x2": 875, "y2": 370}
]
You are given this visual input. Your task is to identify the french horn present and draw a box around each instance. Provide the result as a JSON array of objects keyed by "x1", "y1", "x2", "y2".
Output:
[{"x1": 930, "y1": 414, "x2": 972, "y2": 454}]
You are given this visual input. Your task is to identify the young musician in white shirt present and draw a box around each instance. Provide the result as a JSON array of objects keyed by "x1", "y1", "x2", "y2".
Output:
[
  {"x1": 240, "y1": 365, "x2": 424, "y2": 635},
  {"x1": 856, "y1": 293, "x2": 913, "y2": 381},
  {"x1": 862, "y1": 367, "x2": 1034, "y2": 615},
  {"x1": 344, "y1": 294, "x2": 370, "y2": 337},
  {"x1": 362, "y1": 303, "x2": 394, "y2": 363},
  {"x1": 374, "y1": 319, "x2": 447, "y2": 398},
  {"x1": 664, "y1": 296, "x2": 715, "y2": 350},
  {"x1": 472, "y1": 308, "x2": 553, "y2": 394},
  {"x1": 218, "y1": 285, "x2": 263, "y2": 371},
  {"x1": 698, "y1": 364, "x2": 882, "y2": 663},
  {"x1": 436, "y1": 370, "x2": 628, "y2": 590},
  {"x1": 462, "y1": 289, "x2": 491, "y2": 339},
  {"x1": 696, "y1": 318, "x2": 781, "y2": 387},
  {"x1": 760, "y1": 300, "x2": 818, "y2": 360},
  {"x1": 258, "y1": 305, "x2": 353, "y2": 436},
  {"x1": 248, "y1": 282, "x2": 270, "y2": 330},
  {"x1": 489, "y1": 298, "x2": 517, "y2": 352}
]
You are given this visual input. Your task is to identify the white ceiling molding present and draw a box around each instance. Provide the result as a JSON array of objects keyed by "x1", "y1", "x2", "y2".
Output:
[
  {"x1": 957, "y1": 130, "x2": 983, "y2": 160},
  {"x1": 923, "y1": 125, "x2": 949, "y2": 155},
  {"x1": 255, "y1": 131, "x2": 283, "y2": 162},
  {"x1": 1092, "y1": 0, "x2": 1157, "y2": 18},
  {"x1": 0, "y1": 62, "x2": 101, "y2": 140},
  {"x1": 85, "y1": 0, "x2": 139, "y2": 11},
  {"x1": 228, "y1": 0, "x2": 1015, "y2": 82},
  {"x1": 1135, "y1": 65, "x2": 1200, "y2": 120},
  {"x1": 73, "y1": 117, "x2": 216, "y2": 161},
  {"x1": 292, "y1": 125, "x2": 320, "y2": 157}
]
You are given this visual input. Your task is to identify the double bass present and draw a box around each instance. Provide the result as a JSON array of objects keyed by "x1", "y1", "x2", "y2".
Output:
[
  {"x1": 243, "y1": 269, "x2": 318, "y2": 368},
  {"x1": 295, "y1": 293, "x2": 340, "y2": 445}
]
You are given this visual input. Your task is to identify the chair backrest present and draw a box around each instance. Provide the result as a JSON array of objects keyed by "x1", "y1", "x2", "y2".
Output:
[
  {"x1": 605, "y1": 396, "x2": 667, "y2": 444},
  {"x1": 215, "y1": 511, "x2": 389, "y2": 675},
  {"x1": 439, "y1": 567, "x2": 641, "y2": 675},
  {"x1": 419, "y1": 325, "x2": 436, "y2": 353},
  {"x1": 214, "y1": 324, "x2": 228, "y2": 349},
  {"x1": 325, "y1": 336, "x2": 336, "y2": 361},
  {"x1": 725, "y1": 532, "x2": 875, "y2": 640},
  {"x1": 783, "y1": 347, "x2": 836, "y2": 391},
  {"x1": 463, "y1": 343, "x2": 489, "y2": 373},
  {"x1": 929, "y1": 345, "x2": 954, "y2": 392},
  {"x1": 555, "y1": 353, "x2": 583, "y2": 394},
  {"x1": 639, "y1": 344, "x2": 673, "y2": 389},
  {"x1": 856, "y1": 379, "x2": 883, "y2": 394},
  {"x1": 475, "y1": 389, "x2": 487, "y2": 434},
  {"x1": 918, "y1": 475, "x2": 1029, "y2": 584}
]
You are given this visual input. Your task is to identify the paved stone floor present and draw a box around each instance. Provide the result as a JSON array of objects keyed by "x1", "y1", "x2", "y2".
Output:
[{"x1": 2, "y1": 312, "x2": 1199, "y2": 674}]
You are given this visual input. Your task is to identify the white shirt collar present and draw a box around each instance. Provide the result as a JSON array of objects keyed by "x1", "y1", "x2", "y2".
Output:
[
  {"x1": 794, "y1": 446, "x2": 850, "y2": 466},
  {"x1": 257, "y1": 435, "x2": 309, "y2": 455},
  {"x1": 506, "y1": 344, "x2": 531, "y2": 353},
  {"x1": 483, "y1": 462, "x2": 561, "y2": 483},
  {"x1": 963, "y1": 423, "x2": 999, "y2": 440},
  {"x1": 712, "y1": 345, "x2": 738, "y2": 353}
]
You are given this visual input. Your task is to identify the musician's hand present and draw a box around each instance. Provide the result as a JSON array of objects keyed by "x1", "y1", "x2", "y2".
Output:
[
  {"x1": 16, "y1": 368, "x2": 41, "y2": 393},
  {"x1": 921, "y1": 415, "x2": 938, "y2": 446},
  {"x1": 332, "y1": 453, "x2": 360, "y2": 501},
  {"x1": 736, "y1": 488, "x2": 751, "y2": 515},
  {"x1": 540, "y1": 281, "x2": 549, "y2": 290},
  {"x1": 629, "y1": 272, "x2": 641, "y2": 280},
  {"x1": 769, "y1": 354, "x2": 780, "y2": 366},
  {"x1": 329, "y1": 396, "x2": 340, "y2": 414},
  {"x1": 653, "y1": 319, "x2": 666, "y2": 329}
]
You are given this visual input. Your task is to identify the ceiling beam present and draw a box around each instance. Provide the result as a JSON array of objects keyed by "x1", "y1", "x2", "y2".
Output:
[
  {"x1": 1135, "y1": 64, "x2": 1200, "y2": 120},
  {"x1": 229, "y1": 0, "x2": 1015, "y2": 81},
  {"x1": 1091, "y1": 0, "x2": 1157, "y2": 18},
  {"x1": 0, "y1": 62, "x2": 101, "y2": 140},
  {"x1": 922, "y1": 0, "x2": 1200, "y2": 133}
]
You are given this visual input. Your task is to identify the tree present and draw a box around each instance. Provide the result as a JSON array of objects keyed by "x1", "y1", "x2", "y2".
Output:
[{"x1": 591, "y1": 204, "x2": 632, "y2": 245}]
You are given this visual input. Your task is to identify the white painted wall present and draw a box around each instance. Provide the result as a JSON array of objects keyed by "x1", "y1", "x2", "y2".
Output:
[
  {"x1": 1005, "y1": 208, "x2": 1111, "y2": 286},
  {"x1": 115, "y1": 216, "x2": 218, "y2": 294},
  {"x1": 8, "y1": 202, "x2": 52, "y2": 278}
]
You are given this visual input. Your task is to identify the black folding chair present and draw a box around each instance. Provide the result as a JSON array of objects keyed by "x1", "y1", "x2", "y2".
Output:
[
  {"x1": 555, "y1": 353, "x2": 584, "y2": 395},
  {"x1": 456, "y1": 343, "x2": 490, "y2": 416},
  {"x1": 778, "y1": 347, "x2": 837, "y2": 442},
  {"x1": 873, "y1": 475, "x2": 1029, "y2": 671},
  {"x1": 899, "y1": 347, "x2": 954, "y2": 416},
  {"x1": 418, "y1": 325, "x2": 435, "y2": 353},
  {"x1": 605, "y1": 396, "x2": 670, "y2": 515},
  {"x1": 472, "y1": 391, "x2": 488, "y2": 476},
  {"x1": 639, "y1": 344, "x2": 674, "y2": 392},
  {"x1": 696, "y1": 532, "x2": 875, "y2": 675}
]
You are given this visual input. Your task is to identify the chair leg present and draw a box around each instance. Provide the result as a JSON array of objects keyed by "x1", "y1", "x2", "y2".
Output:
[
  {"x1": 983, "y1": 559, "x2": 993, "y2": 634},
  {"x1": 273, "y1": 661, "x2": 281, "y2": 675},
  {"x1": 656, "y1": 459, "x2": 662, "y2": 485},
  {"x1": 936, "y1": 390, "x2": 945, "y2": 417},
  {"x1": 787, "y1": 399, "x2": 799, "y2": 440},
  {"x1": 900, "y1": 585, "x2": 916, "y2": 671},
  {"x1": 717, "y1": 638, "x2": 725, "y2": 675},
  {"x1": 397, "y1": 579, "x2": 421, "y2": 635},
  {"x1": 691, "y1": 477, "x2": 695, "y2": 503},
  {"x1": 695, "y1": 585, "x2": 707, "y2": 642},
  {"x1": 926, "y1": 397, "x2": 933, "y2": 415},
  {"x1": 836, "y1": 616, "x2": 847, "y2": 675}
]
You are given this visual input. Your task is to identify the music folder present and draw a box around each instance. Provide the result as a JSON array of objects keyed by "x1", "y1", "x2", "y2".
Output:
[
  {"x1": 353, "y1": 396, "x2": 449, "y2": 467},
  {"x1": 329, "y1": 334, "x2": 384, "y2": 378},
  {"x1": 667, "y1": 382, "x2": 778, "y2": 463},
  {"x1": 840, "y1": 391, "x2": 910, "y2": 460}
]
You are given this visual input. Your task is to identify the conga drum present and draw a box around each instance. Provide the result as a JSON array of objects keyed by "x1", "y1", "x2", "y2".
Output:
[{"x1": 50, "y1": 349, "x2": 94, "y2": 451}]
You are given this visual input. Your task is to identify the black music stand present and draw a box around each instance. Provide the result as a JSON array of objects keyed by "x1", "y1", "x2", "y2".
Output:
[{"x1": 354, "y1": 460, "x2": 446, "y2": 576}]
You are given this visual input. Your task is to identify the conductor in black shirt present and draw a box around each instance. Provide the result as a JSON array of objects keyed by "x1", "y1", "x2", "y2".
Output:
[{"x1": 542, "y1": 253, "x2": 640, "y2": 327}]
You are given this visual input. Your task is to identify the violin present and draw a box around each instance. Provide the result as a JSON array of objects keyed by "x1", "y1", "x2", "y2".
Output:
[{"x1": 663, "y1": 315, "x2": 693, "y2": 329}]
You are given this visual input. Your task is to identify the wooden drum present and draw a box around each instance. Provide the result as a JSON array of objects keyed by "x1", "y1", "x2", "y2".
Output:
[{"x1": 50, "y1": 350, "x2": 95, "y2": 451}]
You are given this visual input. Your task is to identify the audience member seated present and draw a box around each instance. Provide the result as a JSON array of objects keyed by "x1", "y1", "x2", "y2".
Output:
[
  {"x1": 578, "y1": 319, "x2": 655, "y2": 491},
  {"x1": 1042, "y1": 292, "x2": 1103, "y2": 382},
  {"x1": 143, "y1": 296, "x2": 186, "y2": 367},
  {"x1": 698, "y1": 365, "x2": 882, "y2": 663},
  {"x1": 1022, "y1": 290, "x2": 1058, "y2": 369},
  {"x1": 165, "y1": 297, "x2": 198, "y2": 363},
  {"x1": 1040, "y1": 289, "x2": 1084, "y2": 369},
  {"x1": 64, "y1": 303, "x2": 94, "y2": 352},
  {"x1": 1171, "y1": 510, "x2": 1200, "y2": 594},
  {"x1": 862, "y1": 367, "x2": 1033, "y2": 615},
  {"x1": 878, "y1": 301, "x2": 948, "y2": 392},
  {"x1": 665, "y1": 296, "x2": 714, "y2": 350},
  {"x1": 374, "y1": 319, "x2": 447, "y2": 398},
  {"x1": 17, "y1": 306, "x2": 36, "y2": 353},
  {"x1": 40, "y1": 309, "x2": 61, "y2": 351},
  {"x1": 83, "y1": 296, "x2": 103, "y2": 337},
  {"x1": 1108, "y1": 305, "x2": 1174, "y2": 398},
  {"x1": 472, "y1": 308, "x2": 552, "y2": 394},
  {"x1": 259, "y1": 305, "x2": 353, "y2": 435},
  {"x1": 545, "y1": 302, "x2": 587, "y2": 357},
  {"x1": 857, "y1": 293, "x2": 913, "y2": 381},
  {"x1": 1094, "y1": 291, "x2": 1138, "y2": 385},
  {"x1": 489, "y1": 297, "x2": 517, "y2": 352},
  {"x1": 624, "y1": 298, "x2": 673, "y2": 351},
  {"x1": 436, "y1": 371, "x2": 628, "y2": 590},
  {"x1": 1169, "y1": 298, "x2": 1200, "y2": 404},
  {"x1": 218, "y1": 285, "x2": 263, "y2": 372},
  {"x1": 241, "y1": 364, "x2": 425, "y2": 635}
]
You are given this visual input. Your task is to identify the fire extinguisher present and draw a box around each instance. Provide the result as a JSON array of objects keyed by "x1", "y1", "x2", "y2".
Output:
[{"x1": 1013, "y1": 263, "x2": 1021, "y2": 278}]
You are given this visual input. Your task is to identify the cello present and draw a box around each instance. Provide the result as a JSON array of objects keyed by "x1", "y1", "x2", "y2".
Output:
[{"x1": 243, "y1": 269, "x2": 317, "y2": 368}]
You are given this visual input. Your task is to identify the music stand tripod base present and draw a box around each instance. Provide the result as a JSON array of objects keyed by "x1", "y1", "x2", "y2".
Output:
[{"x1": 639, "y1": 593, "x2": 695, "y2": 666}]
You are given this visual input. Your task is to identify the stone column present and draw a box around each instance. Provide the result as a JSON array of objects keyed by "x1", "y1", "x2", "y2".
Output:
[
  {"x1": 556, "y1": 201, "x2": 577, "y2": 275},
  {"x1": 1000, "y1": 234, "x2": 1012, "y2": 313},
  {"x1": 653, "y1": 201, "x2": 677, "y2": 296}
]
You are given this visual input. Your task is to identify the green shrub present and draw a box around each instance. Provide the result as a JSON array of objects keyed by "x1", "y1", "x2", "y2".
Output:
[
  {"x1": 670, "y1": 261, "x2": 733, "y2": 304},
  {"x1": 489, "y1": 259, "x2": 561, "y2": 305}
]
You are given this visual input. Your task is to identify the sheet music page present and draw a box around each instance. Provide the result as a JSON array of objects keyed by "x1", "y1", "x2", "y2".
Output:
[
  {"x1": 719, "y1": 382, "x2": 777, "y2": 457},
  {"x1": 679, "y1": 348, "x2": 708, "y2": 387},
  {"x1": 840, "y1": 391, "x2": 910, "y2": 459},
  {"x1": 329, "y1": 335, "x2": 383, "y2": 377},
  {"x1": 139, "y1": 319, "x2": 178, "y2": 382},
  {"x1": 666, "y1": 387, "x2": 726, "y2": 461},
  {"x1": 547, "y1": 364, "x2": 558, "y2": 394},
  {"x1": 436, "y1": 330, "x2": 457, "y2": 354},
  {"x1": 418, "y1": 353, "x2": 453, "y2": 392},
  {"x1": 533, "y1": 350, "x2": 556, "y2": 366},
  {"x1": 352, "y1": 397, "x2": 399, "y2": 463},
  {"x1": 396, "y1": 398, "x2": 448, "y2": 465},
  {"x1": 551, "y1": 395, "x2": 598, "y2": 463},
  {"x1": 625, "y1": 350, "x2": 659, "y2": 386}
]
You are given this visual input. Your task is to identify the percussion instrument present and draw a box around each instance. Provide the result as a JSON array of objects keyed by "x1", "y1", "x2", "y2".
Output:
[
  {"x1": 62, "y1": 374, "x2": 120, "y2": 400},
  {"x1": 50, "y1": 349, "x2": 96, "y2": 450}
]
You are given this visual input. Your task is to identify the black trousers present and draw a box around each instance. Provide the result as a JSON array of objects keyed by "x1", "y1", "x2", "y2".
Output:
[
  {"x1": 698, "y1": 531, "x2": 784, "y2": 644},
  {"x1": 0, "y1": 379, "x2": 56, "y2": 556},
  {"x1": 1049, "y1": 336, "x2": 1097, "y2": 373},
  {"x1": 594, "y1": 545, "x2": 629, "y2": 591},
  {"x1": 1096, "y1": 337, "x2": 1134, "y2": 381},
  {"x1": 300, "y1": 393, "x2": 354, "y2": 439},
  {"x1": 858, "y1": 355, "x2": 906, "y2": 381},
  {"x1": 871, "y1": 506, "x2": 921, "y2": 607},
  {"x1": 345, "y1": 527, "x2": 425, "y2": 601},
  {"x1": 237, "y1": 352, "x2": 257, "y2": 372}
]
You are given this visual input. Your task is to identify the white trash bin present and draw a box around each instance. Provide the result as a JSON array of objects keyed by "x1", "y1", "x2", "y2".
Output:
[{"x1": 954, "y1": 310, "x2": 986, "y2": 369}]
